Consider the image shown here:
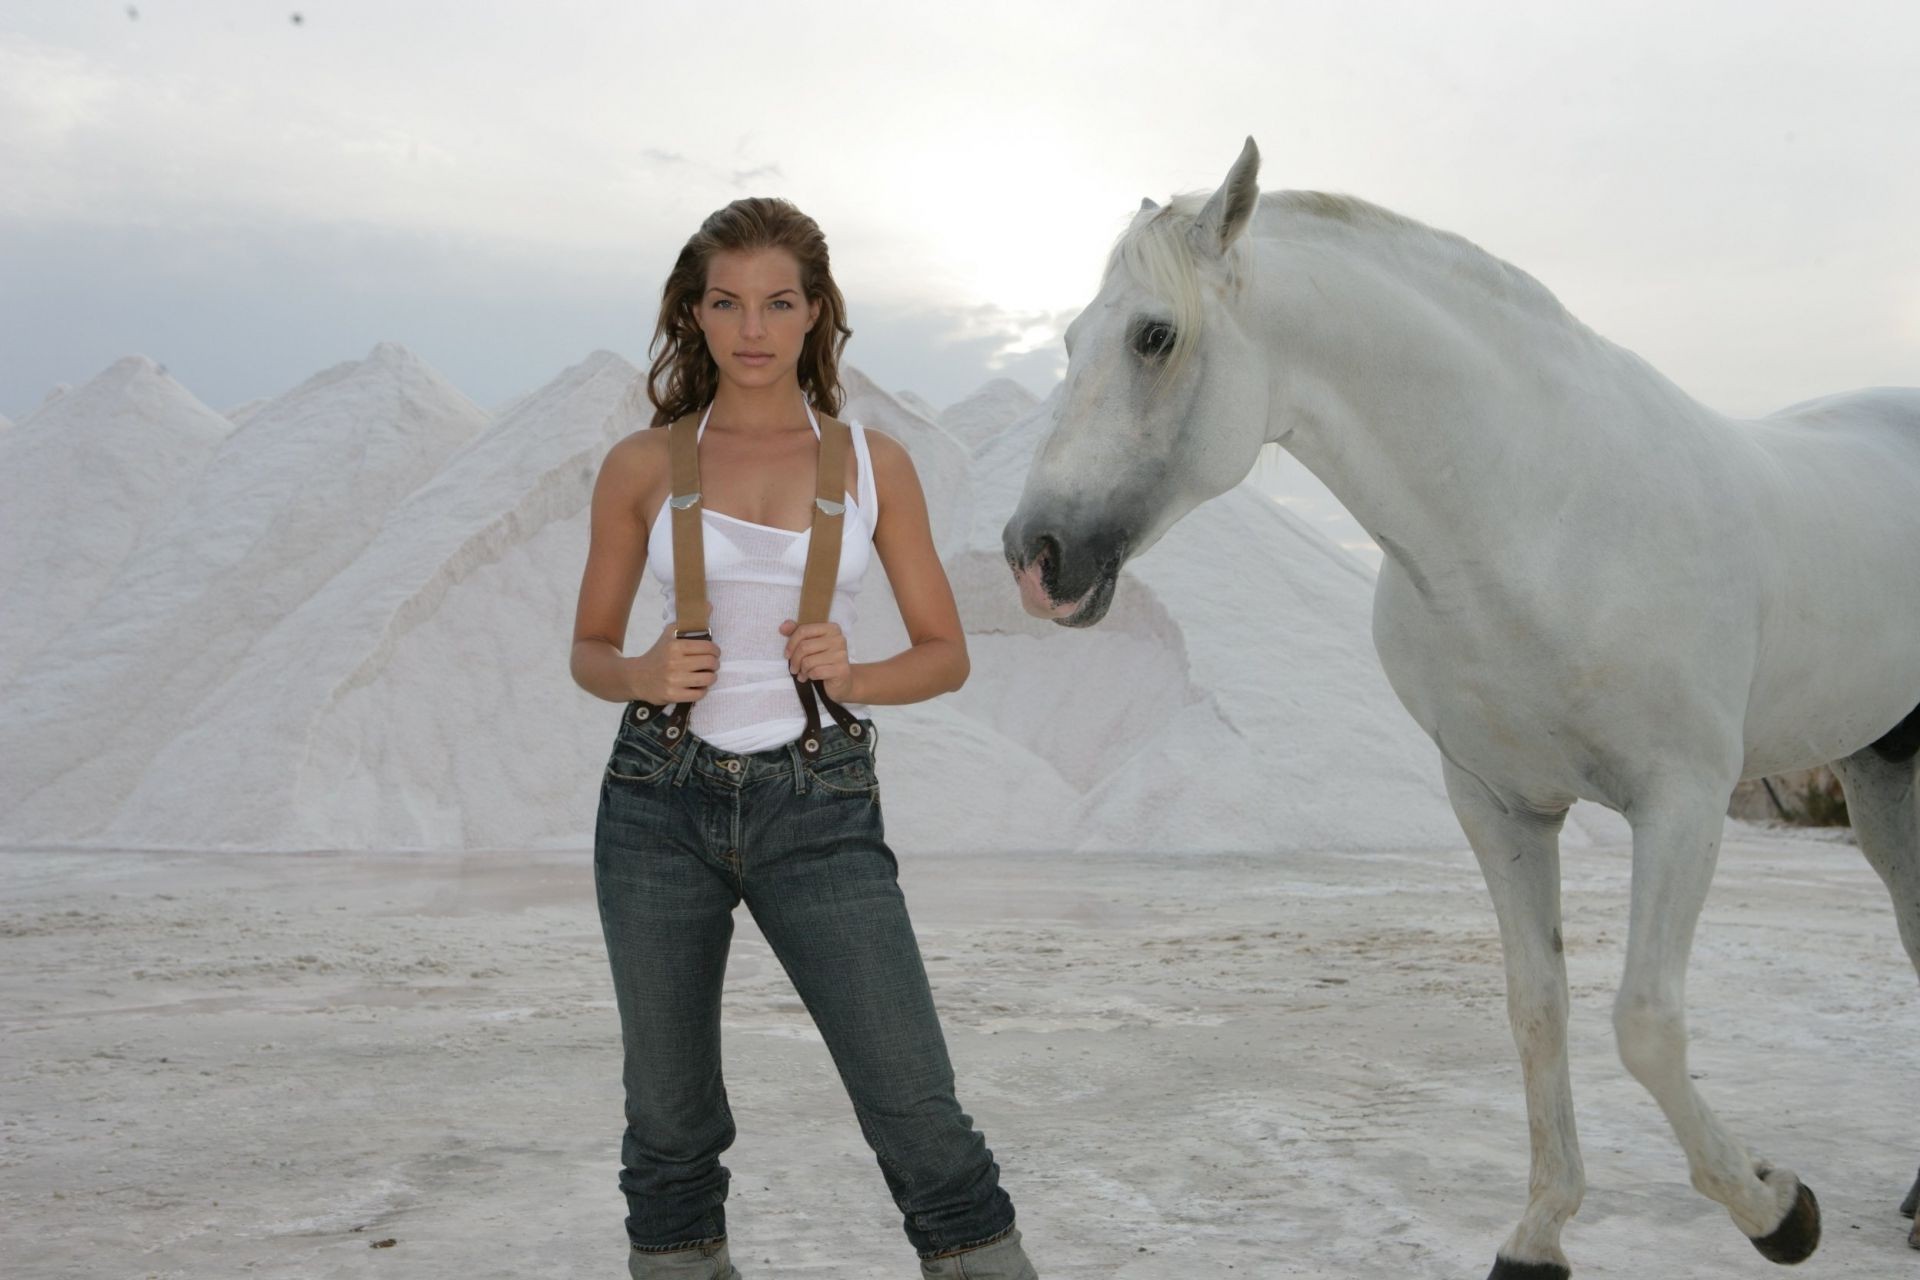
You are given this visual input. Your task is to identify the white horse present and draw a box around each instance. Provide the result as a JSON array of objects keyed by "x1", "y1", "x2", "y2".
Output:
[{"x1": 1002, "y1": 135, "x2": 1920, "y2": 1279}]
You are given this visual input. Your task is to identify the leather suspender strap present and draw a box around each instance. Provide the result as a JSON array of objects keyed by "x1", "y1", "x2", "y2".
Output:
[
  {"x1": 793, "y1": 414, "x2": 864, "y2": 758},
  {"x1": 796, "y1": 415, "x2": 848, "y2": 629},
  {"x1": 659, "y1": 411, "x2": 708, "y2": 745},
  {"x1": 667, "y1": 411, "x2": 709, "y2": 635}
]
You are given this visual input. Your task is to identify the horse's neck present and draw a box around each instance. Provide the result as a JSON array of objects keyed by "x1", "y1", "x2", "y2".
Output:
[{"x1": 1255, "y1": 231, "x2": 1724, "y2": 572}]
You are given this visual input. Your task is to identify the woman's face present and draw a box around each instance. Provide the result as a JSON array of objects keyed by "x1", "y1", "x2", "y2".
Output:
[{"x1": 697, "y1": 247, "x2": 822, "y2": 390}]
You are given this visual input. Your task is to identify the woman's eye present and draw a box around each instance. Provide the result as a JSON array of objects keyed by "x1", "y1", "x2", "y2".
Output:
[{"x1": 1132, "y1": 321, "x2": 1174, "y2": 358}]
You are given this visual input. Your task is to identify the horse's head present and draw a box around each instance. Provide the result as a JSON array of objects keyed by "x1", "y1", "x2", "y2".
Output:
[{"x1": 1003, "y1": 135, "x2": 1271, "y2": 627}]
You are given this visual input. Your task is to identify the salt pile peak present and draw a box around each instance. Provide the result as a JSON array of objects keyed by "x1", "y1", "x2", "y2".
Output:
[
  {"x1": 0, "y1": 355, "x2": 233, "y2": 687},
  {"x1": 0, "y1": 342, "x2": 490, "y2": 844},
  {"x1": 116, "y1": 351, "x2": 645, "y2": 849},
  {"x1": 895, "y1": 388, "x2": 940, "y2": 421},
  {"x1": 938, "y1": 377, "x2": 1039, "y2": 453}
]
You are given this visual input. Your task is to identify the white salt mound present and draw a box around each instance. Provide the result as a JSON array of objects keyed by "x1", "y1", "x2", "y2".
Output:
[
  {"x1": 0, "y1": 353, "x2": 1476, "y2": 854},
  {"x1": 0, "y1": 356, "x2": 233, "y2": 687},
  {"x1": 0, "y1": 342, "x2": 490, "y2": 844},
  {"x1": 87, "y1": 361, "x2": 953, "y2": 851},
  {"x1": 938, "y1": 376, "x2": 1039, "y2": 453},
  {"x1": 895, "y1": 388, "x2": 940, "y2": 421},
  {"x1": 112, "y1": 351, "x2": 648, "y2": 851}
]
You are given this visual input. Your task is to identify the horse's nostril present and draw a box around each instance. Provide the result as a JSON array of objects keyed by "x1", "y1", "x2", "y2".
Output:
[{"x1": 1032, "y1": 534, "x2": 1059, "y2": 574}]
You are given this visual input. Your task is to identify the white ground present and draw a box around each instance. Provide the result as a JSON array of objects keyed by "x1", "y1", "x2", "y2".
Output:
[{"x1": 4, "y1": 824, "x2": 1915, "y2": 1279}]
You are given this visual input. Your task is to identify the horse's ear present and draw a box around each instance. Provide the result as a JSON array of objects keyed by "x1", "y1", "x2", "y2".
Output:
[
  {"x1": 1139, "y1": 196, "x2": 1160, "y2": 212},
  {"x1": 1188, "y1": 134, "x2": 1260, "y2": 259}
]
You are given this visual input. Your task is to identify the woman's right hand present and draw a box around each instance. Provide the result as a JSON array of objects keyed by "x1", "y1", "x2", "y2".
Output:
[{"x1": 628, "y1": 621, "x2": 720, "y2": 704}]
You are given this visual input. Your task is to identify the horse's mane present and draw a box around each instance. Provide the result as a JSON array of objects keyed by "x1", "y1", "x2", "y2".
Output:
[{"x1": 1104, "y1": 187, "x2": 1580, "y2": 386}]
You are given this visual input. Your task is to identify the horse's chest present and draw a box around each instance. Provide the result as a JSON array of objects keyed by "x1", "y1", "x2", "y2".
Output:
[{"x1": 1369, "y1": 566, "x2": 1607, "y2": 798}]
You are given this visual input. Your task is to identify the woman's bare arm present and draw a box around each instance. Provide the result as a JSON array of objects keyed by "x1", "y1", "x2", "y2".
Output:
[{"x1": 569, "y1": 429, "x2": 720, "y2": 704}]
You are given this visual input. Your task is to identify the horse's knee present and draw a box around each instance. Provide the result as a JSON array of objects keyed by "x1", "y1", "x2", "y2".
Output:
[{"x1": 1613, "y1": 991, "x2": 1685, "y2": 1084}]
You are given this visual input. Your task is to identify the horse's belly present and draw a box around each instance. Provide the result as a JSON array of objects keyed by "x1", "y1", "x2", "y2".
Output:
[
  {"x1": 1738, "y1": 413, "x2": 1920, "y2": 772},
  {"x1": 1741, "y1": 599, "x2": 1920, "y2": 775}
]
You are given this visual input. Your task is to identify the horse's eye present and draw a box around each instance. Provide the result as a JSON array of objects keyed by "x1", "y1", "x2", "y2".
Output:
[{"x1": 1132, "y1": 321, "x2": 1174, "y2": 359}]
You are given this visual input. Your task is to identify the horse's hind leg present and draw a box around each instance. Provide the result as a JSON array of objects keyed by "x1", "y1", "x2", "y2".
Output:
[
  {"x1": 1443, "y1": 759, "x2": 1584, "y2": 1280},
  {"x1": 1829, "y1": 714, "x2": 1920, "y2": 1248},
  {"x1": 1613, "y1": 781, "x2": 1820, "y2": 1263}
]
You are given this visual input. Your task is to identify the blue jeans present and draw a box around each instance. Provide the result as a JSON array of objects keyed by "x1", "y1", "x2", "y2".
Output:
[{"x1": 593, "y1": 700, "x2": 1020, "y2": 1261}]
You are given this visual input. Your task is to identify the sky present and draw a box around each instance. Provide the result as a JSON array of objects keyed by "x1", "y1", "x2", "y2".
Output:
[{"x1": 1, "y1": 0, "x2": 1916, "y2": 426}]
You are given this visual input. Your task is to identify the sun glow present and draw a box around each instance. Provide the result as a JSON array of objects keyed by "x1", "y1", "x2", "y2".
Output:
[{"x1": 830, "y1": 121, "x2": 1126, "y2": 366}]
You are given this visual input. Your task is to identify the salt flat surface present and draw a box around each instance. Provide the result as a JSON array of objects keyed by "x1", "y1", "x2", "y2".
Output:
[{"x1": 3, "y1": 827, "x2": 1913, "y2": 1278}]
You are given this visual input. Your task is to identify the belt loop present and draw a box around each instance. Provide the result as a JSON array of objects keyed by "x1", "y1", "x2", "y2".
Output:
[
  {"x1": 786, "y1": 740, "x2": 808, "y2": 796},
  {"x1": 671, "y1": 735, "x2": 700, "y2": 787}
]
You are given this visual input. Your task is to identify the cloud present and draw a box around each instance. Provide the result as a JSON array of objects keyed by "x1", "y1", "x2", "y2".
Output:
[
  {"x1": 3, "y1": 5, "x2": 1913, "y2": 423},
  {"x1": 730, "y1": 163, "x2": 785, "y2": 187}
]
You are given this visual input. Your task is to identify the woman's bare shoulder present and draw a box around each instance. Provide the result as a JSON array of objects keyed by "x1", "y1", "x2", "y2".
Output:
[
  {"x1": 595, "y1": 425, "x2": 671, "y2": 517},
  {"x1": 858, "y1": 426, "x2": 931, "y2": 527},
  {"x1": 605, "y1": 424, "x2": 670, "y2": 476},
  {"x1": 859, "y1": 424, "x2": 912, "y2": 472}
]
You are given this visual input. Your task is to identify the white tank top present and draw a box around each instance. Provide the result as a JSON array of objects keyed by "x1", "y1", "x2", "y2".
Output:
[{"x1": 644, "y1": 399, "x2": 878, "y2": 753}]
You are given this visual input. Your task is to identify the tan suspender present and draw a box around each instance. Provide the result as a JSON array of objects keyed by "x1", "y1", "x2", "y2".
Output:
[
  {"x1": 656, "y1": 404, "x2": 864, "y2": 757},
  {"x1": 796, "y1": 414, "x2": 850, "y2": 631},
  {"x1": 665, "y1": 411, "x2": 710, "y2": 638}
]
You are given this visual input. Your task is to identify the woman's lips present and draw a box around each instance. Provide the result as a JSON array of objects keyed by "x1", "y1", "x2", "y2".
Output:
[{"x1": 736, "y1": 353, "x2": 773, "y2": 365}]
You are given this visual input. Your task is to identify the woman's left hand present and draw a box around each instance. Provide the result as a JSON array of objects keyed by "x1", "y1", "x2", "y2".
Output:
[{"x1": 779, "y1": 619, "x2": 856, "y2": 701}]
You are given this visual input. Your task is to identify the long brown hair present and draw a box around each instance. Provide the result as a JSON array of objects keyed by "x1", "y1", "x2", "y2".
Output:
[{"x1": 641, "y1": 196, "x2": 853, "y2": 427}]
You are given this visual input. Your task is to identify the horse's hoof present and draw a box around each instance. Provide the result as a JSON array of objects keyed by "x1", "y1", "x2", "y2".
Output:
[
  {"x1": 1900, "y1": 1165, "x2": 1920, "y2": 1219},
  {"x1": 1749, "y1": 1180, "x2": 1820, "y2": 1265},
  {"x1": 1908, "y1": 1215, "x2": 1920, "y2": 1252},
  {"x1": 1487, "y1": 1257, "x2": 1570, "y2": 1280}
]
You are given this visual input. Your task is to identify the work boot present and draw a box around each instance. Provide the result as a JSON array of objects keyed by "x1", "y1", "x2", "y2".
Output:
[
  {"x1": 627, "y1": 1236, "x2": 743, "y2": 1279},
  {"x1": 918, "y1": 1225, "x2": 1038, "y2": 1279}
]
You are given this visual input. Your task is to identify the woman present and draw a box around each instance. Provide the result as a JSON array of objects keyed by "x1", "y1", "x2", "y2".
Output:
[{"x1": 570, "y1": 196, "x2": 1040, "y2": 1280}]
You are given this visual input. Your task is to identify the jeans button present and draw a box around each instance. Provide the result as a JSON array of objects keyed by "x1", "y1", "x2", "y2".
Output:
[{"x1": 724, "y1": 759, "x2": 741, "y2": 773}]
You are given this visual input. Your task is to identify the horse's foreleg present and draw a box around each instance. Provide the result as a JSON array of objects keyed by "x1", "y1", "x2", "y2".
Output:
[
  {"x1": 1443, "y1": 758, "x2": 1583, "y2": 1280},
  {"x1": 1614, "y1": 787, "x2": 1819, "y2": 1264},
  {"x1": 1829, "y1": 740, "x2": 1920, "y2": 1247}
]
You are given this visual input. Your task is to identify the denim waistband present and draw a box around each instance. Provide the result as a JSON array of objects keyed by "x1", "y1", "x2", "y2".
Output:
[{"x1": 618, "y1": 699, "x2": 877, "y2": 789}]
